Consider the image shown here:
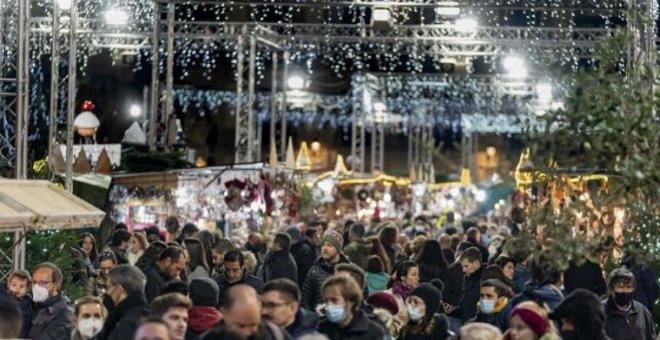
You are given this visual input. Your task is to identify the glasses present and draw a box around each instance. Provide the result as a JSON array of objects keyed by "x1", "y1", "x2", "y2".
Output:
[
  {"x1": 35, "y1": 280, "x2": 52, "y2": 287},
  {"x1": 262, "y1": 301, "x2": 290, "y2": 310}
]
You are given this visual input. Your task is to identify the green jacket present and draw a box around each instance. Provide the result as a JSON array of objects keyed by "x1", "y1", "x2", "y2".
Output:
[{"x1": 344, "y1": 240, "x2": 373, "y2": 270}]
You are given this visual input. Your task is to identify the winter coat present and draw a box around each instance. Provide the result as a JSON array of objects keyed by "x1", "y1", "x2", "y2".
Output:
[
  {"x1": 318, "y1": 309, "x2": 388, "y2": 340},
  {"x1": 0, "y1": 283, "x2": 33, "y2": 338},
  {"x1": 344, "y1": 239, "x2": 373, "y2": 270},
  {"x1": 301, "y1": 254, "x2": 350, "y2": 311},
  {"x1": 442, "y1": 249, "x2": 455, "y2": 265},
  {"x1": 563, "y1": 260, "x2": 606, "y2": 296},
  {"x1": 285, "y1": 308, "x2": 321, "y2": 339},
  {"x1": 460, "y1": 267, "x2": 483, "y2": 322},
  {"x1": 513, "y1": 264, "x2": 532, "y2": 294},
  {"x1": 444, "y1": 262, "x2": 464, "y2": 308},
  {"x1": 110, "y1": 246, "x2": 129, "y2": 265},
  {"x1": 418, "y1": 263, "x2": 447, "y2": 284},
  {"x1": 291, "y1": 237, "x2": 317, "y2": 288},
  {"x1": 187, "y1": 265, "x2": 209, "y2": 282},
  {"x1": 143, "y1": 264, "x2": 171, "y2": 302},
  {"x1": 627, "y1": 264, "x2": 659, "y2": 309},
  {"x1": 399, "y1": 313, "x2": 449, "y2": 340},
  {"x1": 604, "y1": 298, "x2": 656, "y2": 340},
  {"x1": 98, "y1": 294, "x2": 148, "y2": 340},
  {"x1": 215, "y1": 269, "x2": 264, "y2": 304},
  {"x1": 260, "y1": 250, "x2": 298, "y2": 284},
  {"x1": 127, "y1": 250, "x2": 144, "y2": 266},
  {"x1": 366, "y1": 272, "x2": 390, "y2": 295},
  {"x1": 511, "y1": 282, "x2": 564, "y2": 311},
  {"x1": 186, "y1": 306, "x2": 222, "y2": 339},
  {"x1": 29, "y1": 293, "x2": 74, "y2": 340}
]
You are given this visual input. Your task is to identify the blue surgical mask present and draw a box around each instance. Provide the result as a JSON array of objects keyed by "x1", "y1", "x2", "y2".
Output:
[
  {"x1": 480, "y1": 299, "x2": 496, "y2": 314},
  {"x1": 407, "y1": 304, "x2": 423, "y2": 322},
  {"x1": 326, "y1": 304, "x2": 346, "y2": 323}
]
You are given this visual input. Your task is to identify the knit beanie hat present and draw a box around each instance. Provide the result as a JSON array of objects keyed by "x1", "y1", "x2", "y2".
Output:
[
  {"x1": 367, "y1": 292, "x2": 399, "y2": 315},
  {"x1": 189, "y1": 278, "x2": 220, "y2": 307},
  {"x1": 322, "y1": 230, "x2": 344, "y2": 252},
  {"x1": 410, "y1": 280, "x2": 443, "y2": 320},
  {"x1": 509, "y1": 305, "x2": 548, "y2": 337},
  {"x1": 286, "y1": 226, "x2": 301, "y2": 241}
]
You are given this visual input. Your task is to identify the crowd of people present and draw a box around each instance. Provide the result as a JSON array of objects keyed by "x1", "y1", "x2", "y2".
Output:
[{"x1": 0, "y1": 215, "x2": 658, "y2": 340}]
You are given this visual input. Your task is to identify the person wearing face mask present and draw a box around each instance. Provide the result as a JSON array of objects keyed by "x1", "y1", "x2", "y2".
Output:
[
  {"x1": 72, "y1": 296, "x2": 106, "y2": 340},
  {"x1": 29, "y1": 262, "x2": 74, "y2": 340},
  {"x1": 549, "y1": 289, "x2": 610, "y2": 340},
  {"x1": 468, "y1": 279, "x2": 512, "y2": 332},
  {"x1": 602, "y1": 269, "x2": 656, "y2": 340},
  {"x1": 398, "y1": 279, "x2": 449, "y2": 340},
  {"x1": 383, "y1": 261, "x2": 420, "y2": 326},
  {"x1": 318, "y1": 275, "x2": 387, "y2": 340},
  {"x1": 98, "y1": 264, "x2": 149, "y2": 340}
]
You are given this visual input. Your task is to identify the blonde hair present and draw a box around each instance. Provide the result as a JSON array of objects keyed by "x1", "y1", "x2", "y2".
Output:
[
  {"x1": 131, "y1": 232, "x2": 149, "y2": 251},
  {"x1": 74, "y1": 296, "x2": 107, "y2": 318}
]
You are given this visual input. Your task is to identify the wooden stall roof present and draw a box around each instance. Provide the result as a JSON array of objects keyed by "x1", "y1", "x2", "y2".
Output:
[{"x1": 0, "y1": 180, "x2": 105, "y2": 230}]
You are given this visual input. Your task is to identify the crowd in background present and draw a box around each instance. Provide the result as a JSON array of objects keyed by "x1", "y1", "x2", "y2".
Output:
[{"x1": 0, "y1": 214, "x2": 658, "y2": 340}]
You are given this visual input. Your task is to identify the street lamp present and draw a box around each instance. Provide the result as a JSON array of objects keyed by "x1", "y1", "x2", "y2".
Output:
[
  {"x1": 503, "y1": 56, "x2": 527, "y2": 78},
  {"x1": 129, "y1": 104, "x2": 142, "y2": 118},
  {"x1": 287, "y1": 76, "x2": 305, "y2": 90},
  {"x1": 104, "y1": 8, "x2": 128, "y2": 26}
]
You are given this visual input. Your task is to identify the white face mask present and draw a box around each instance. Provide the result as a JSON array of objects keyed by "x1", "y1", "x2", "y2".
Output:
[
  {"x1": 32, "y1": 284, "x2": 50, "y2": 303},
  {"x1": 78, "y1": 317, "x2": 104, "y2": 338}
]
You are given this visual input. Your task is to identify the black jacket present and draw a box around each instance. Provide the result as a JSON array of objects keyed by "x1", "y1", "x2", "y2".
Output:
[
  {"x1": 301, "y1": 254, "x2": 350, "y2": 311},
  {"x1": 628, "y1": 264, "x2": 660, "y2": 309},
  {"x1": 318, "y1": 310, "x2": 387, "y2": 340},
  {"x1": 291, "y1": 237, "x2": 317, "y2": 288},
  {"x1": 110, "y1": 245, "x2": 129, "y2": 265},
  {"x1": 285, "y1": 308, "x2": 320, "y2": 339},
  {"x1": 260, "y1": 250, "x2": 298, "y2": 284},
  {"x1": 460, "y1": 267, "x2": 483, "y2": 322},
  {"x1": 28, "y1": 293, "x2": 73, "y2": 340},
  {"x1": 214, "y1": 269, "x2": 264, "y2": 305},
  {"x1": 144, "y1": 263, "x2": 171, "y2": 302},
  {"x1": 399, "y1": 314, "x2": 449, "y2": 340},
  {"x1": 603, "y1": 298, "x2": 656, "y2": 340},
  {"x1": 418, "y1": 263, "x2": 447, "y2": 284},
  {"x1": 0, "y1": 283, "x2": 33, "y2": 338},
  {"x1": 563, "y1": 260, "x2": 607, "y2": 296},
  {"x1": 442, "y1": 249, "x2": 455, "y2": 264},
  {"x1": 99, "y1": 294, "x2": 149, "y2": 340},
  {"x1": 444, "y1": 261, "x2": 464, "y2": 319}
]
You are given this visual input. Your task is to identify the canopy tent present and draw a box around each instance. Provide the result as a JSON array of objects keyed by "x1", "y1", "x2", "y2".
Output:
[{"x1": 0, "y1": 180, "x2": 105, "y2": 276}]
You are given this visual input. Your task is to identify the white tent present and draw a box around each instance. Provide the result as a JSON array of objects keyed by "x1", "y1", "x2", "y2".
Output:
[{"x1": 0, "y1": 180, "x2": 105, "y2": 273}]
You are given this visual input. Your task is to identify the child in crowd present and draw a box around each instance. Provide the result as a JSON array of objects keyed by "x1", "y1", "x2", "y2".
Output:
[{"x1": 5, "y1": 270, "x2": 34, "y2": 338}]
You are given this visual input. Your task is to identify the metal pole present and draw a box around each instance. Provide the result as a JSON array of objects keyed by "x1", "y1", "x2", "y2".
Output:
[
  {"x1": 234, "y1": 35, "x2": 245, "y2": 162},
  {"x1": 269, "y1": 51, "x2": 278, "y2": 164},
  {"x1": 378, "y1": 125, "x2": 384, "y2": 171},
  {"x1": 149, "y1": 1, "x2": 161, "y2": 151},
  {"x1": 65, "y1": 0, "x2": 78, "y2": 192},
  {"x1": 15, "y1": 0, "x2": 29, "y2": 179},
  {"x1": 48, "y1": 0, "x2": 60, "y2": 168},
  {"x1": 280, "y1": 50, "x2": 289, "y2": 161},
  {"x1": 247, "y1": 36, "x2": 257, "y2": 162},
  {"x1": 163, "y1": 2, "x2": 175, "y2": 150}
]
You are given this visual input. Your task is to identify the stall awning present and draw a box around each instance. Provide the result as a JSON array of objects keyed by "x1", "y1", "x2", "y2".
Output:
[{"x1": 0, "y1": 180, "x2": 105, "y2": 230}]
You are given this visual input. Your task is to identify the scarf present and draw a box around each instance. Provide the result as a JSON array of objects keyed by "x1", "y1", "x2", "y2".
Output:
[{"x1": 392, "y1": 281, "x2": 414, "y2": 299}]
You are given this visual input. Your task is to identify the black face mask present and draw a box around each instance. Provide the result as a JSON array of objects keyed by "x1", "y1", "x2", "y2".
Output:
[
  {"x1": 614, "y1": 292, "x2": 634, "y2": 306},
  {"x1": 560, "y1": 330, "x2": 577, "y2": 340}
]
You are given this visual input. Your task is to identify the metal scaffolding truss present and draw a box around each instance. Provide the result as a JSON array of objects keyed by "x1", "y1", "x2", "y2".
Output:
[{"x1": 0, "y1": 0, "x2": 30, "y2": 178}]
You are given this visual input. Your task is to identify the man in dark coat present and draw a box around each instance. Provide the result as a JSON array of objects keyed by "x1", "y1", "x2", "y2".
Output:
[
  {"x1": 109, "y1": 230, "x2": 131, "y2": 265},
  {"x1": 288, "y1": 226, "x2": 317, "y2": 288},
  {"x1": 510, "y1": 250, "x2": 564, "y2": 312},
  {"x1": 468, "y1": 279, "x2": 511, "y2": 332},
  {"x1": 459, "y1": 247, "x2": 485, "y2": 323},
  {"x1": 214, "y1": 249, "x2": 264, "y2": 304},
  {"x1": 260, "y1": 232, "x2": 298, "y2": 284},
  {"x1": 563, "y1": 259, "x2": 607, "y2": 295},
  {"x1": 550, "y1": 289, "x2": 610, "y2": 340},
  {"x1": 216, "y1": 284, "x2": 291, "y2": 340},
  {"x1": 343, "y1": 223, "x2": 372, "y2": 270},
  {"x1": 186, "y1": 278, "x2": 222, "y2": 339},
  {"x1": 144, "y1": 246, "x2": 187, "y2": 302},
  {"x1": 603, "y1": 269, "x2": 656, "y2": 340},
  {"x1": 262, "y1": 278, "x2": 322, "y2": 339},
  {"x1": 623, "y1": 254, "x2": 659, "y2": 310},
  {"x1": 466, "y1": 227, "x2": 489, "y2": 264},
  {"x1": 301, "y1": 230, "x2": 351, "y2": 311},
  {"x1": 29, "y1": 262, "x2": 74, "y2": 340},
  {"x1": 99, "y1": 265, "x2": 149, "y2": 340}
]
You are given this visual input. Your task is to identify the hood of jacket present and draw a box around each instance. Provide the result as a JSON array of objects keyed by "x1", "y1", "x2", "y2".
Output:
[
  {"x1": 367, "y1": 272, "x2": 390, "y2": 289},
  {"x1": 188, "y1": 306, "x2": 222, "y2": 332},
  {"x1": 522, "y1": 282, "x2": 564, "y2": 304}
]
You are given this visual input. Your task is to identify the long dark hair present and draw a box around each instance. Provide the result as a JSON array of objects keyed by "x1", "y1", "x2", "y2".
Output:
[
  {"x1": 79, "y1": 233, "x2": 99, "y2": 264},
  {"x1": 368, "y1": 237, "x2": 392, "y2": 274},
  {"x1": 196, "y1": 230, "x2": 216, "y2": 271},
  {"x1": 183, "y1": 238, "x2": 209, "y2": 273},
  {"x1": 416, "y1": 240, "x2": 448, "y2": 270}
]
